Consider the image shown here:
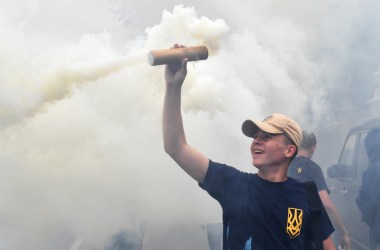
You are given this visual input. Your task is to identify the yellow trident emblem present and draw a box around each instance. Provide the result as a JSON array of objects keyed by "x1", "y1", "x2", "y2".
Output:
[{"x1": 286, "y1": 207, "x2": 303, "y2": 238}]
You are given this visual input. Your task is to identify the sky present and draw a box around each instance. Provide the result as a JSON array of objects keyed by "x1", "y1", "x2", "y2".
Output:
[{"x1": 1, "y1": 0, "x2": 380, "y2": 249}]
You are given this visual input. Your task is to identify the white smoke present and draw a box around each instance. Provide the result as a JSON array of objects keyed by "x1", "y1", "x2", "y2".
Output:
[{"x1": 0, "y1": 0, "x2": 380, "y2": 249}]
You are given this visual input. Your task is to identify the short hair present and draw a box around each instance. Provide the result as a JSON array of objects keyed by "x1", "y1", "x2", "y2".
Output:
[{"x1": 300, "y1": 131, "x2": 317, "y2": 150}]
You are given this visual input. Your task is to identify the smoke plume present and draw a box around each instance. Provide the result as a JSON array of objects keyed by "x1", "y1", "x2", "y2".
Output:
[{"x1": 0, "y1": 1, "x2": 380, "y2": 249}]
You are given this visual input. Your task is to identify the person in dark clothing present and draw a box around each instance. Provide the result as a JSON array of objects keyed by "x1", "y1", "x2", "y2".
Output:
[
  {"x1": 289, "y1": 131, "x2": 350, "y2": 250},
  {"x1": 162, "y1": 44, "x2": 335, "y2": 249},
  {"x1": 357, "y1": 128, "x2": 380, "y2": 250},
  {"x1": 104, "y1": 229, "x2": 144, "y2": 250}
]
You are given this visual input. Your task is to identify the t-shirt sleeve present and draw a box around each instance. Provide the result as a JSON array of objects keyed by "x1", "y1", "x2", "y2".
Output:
[
  {"x1": 320, "y1": 202, "x2": 335, "y2": 241},
  {"x1": 198, "y1": 160, "x2": 240, "y2": 204},
  {"x1": 311, "y1": 162, "x2": 330, "y2": 193}
]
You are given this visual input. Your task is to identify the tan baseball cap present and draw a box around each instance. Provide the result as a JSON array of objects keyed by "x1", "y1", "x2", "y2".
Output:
[{"x1": 241, "y1": 113, "x2": 302, "y2": 148}]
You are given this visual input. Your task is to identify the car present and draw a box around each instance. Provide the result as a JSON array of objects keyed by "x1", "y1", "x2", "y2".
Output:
[{"x1": 326, "y1": 117, "x2": 380, "y2": 250}]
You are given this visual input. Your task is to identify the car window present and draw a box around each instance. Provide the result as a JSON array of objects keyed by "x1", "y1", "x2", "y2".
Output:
[
  {"x1": 339, "y1": 134, "x2": 357, "y2": 178},
  {"x1": 356, "y1": 132, "x2": 369, "y2": 183}
]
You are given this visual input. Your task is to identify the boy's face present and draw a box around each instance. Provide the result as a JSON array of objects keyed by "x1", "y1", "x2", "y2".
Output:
[{"x1": 250, "y1": 130, "x2": 294, "y2": 168}]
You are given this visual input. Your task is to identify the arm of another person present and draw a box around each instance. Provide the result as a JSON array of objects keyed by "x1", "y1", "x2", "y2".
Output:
[
  {"x1": 319, "y1": 190, "x2": 351, "y2": 250},
  {"x1": 323, "y1": 236, "x2": 336, "y2": 250},
  {"x1": 163, "y1": 45, "x2": 209, "y2": 183},
  {"x1": 310, "y1": 162, "x2": 350, "y2": 249}
]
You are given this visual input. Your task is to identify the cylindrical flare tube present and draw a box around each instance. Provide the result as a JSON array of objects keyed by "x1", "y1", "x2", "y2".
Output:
[{"x1": 148, "y1": 46, "x2": 208, "y2": 66}]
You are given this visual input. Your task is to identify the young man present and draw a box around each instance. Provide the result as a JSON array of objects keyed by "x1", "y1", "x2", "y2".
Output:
[
  {"x1": 356, "y1": 128, "x2": 380, "y2": 250},
  {"x1": 288, "y1": 131, "x2": 351, "y2": 250},
  {"x1": 162, "y1": 44, "x2": 335, "y2": 249}
]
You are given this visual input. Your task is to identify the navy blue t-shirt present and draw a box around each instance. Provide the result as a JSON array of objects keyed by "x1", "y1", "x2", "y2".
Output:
[
  {"x1": 288, "y1": 156, "x2": 329, "y2": 193},
  {"x1": 200, "y1": 160, "x2": 334, "y2": 250}
]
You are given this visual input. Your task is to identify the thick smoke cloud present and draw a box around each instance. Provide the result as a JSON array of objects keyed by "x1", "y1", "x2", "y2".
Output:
[{"x1": 0, "y1": 1, "x2": 380, "y2": 249}]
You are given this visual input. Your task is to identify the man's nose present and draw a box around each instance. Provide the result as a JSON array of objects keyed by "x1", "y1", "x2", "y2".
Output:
[{"x1": 253, "y1": 137, "x2": 262, "y2": 144}]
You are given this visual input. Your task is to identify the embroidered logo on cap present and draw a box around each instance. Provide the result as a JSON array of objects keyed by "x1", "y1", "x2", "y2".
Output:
[{"x1": 263, "y1": 115, "x2": 273, "y2": 122}]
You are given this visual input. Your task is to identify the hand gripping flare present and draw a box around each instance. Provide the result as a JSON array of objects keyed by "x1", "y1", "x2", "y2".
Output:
[{"x1": 148, "y1": 46, "x2": 208, "y2": 66}]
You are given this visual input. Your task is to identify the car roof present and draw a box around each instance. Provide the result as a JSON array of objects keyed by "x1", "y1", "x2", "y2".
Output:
[{"x1": 350, "y1": 117, "x2": 380, "y2": 132}]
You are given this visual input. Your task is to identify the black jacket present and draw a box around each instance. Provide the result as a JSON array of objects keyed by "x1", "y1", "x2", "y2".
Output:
[{"x1": 356, "y1": 128, "x2": 380, "y2": 246}]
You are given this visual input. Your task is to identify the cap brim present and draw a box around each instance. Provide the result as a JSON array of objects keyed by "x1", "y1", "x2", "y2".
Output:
[{"x1": 242, "y1": 120, "x2": 283, "y2": 138}]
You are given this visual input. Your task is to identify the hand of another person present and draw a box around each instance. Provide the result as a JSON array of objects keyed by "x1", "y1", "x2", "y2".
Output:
[{"x1": 339, "y1": 234, "x2": 351, "y2": 250}]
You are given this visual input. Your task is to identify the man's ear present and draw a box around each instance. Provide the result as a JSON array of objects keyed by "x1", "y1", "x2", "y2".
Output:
[{"x1": 285, "y1": 145, "x2": 297, "y2": 158}]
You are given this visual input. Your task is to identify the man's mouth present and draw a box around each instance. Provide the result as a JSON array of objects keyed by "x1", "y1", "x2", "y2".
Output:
[{"x1": 253, "y1": 149, "x2": 264, "y2": 154}]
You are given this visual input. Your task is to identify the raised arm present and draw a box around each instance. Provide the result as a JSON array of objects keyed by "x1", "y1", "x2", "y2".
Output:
[{"x1": 162, "y1": 44, "x2": 209, "y2": 183}]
